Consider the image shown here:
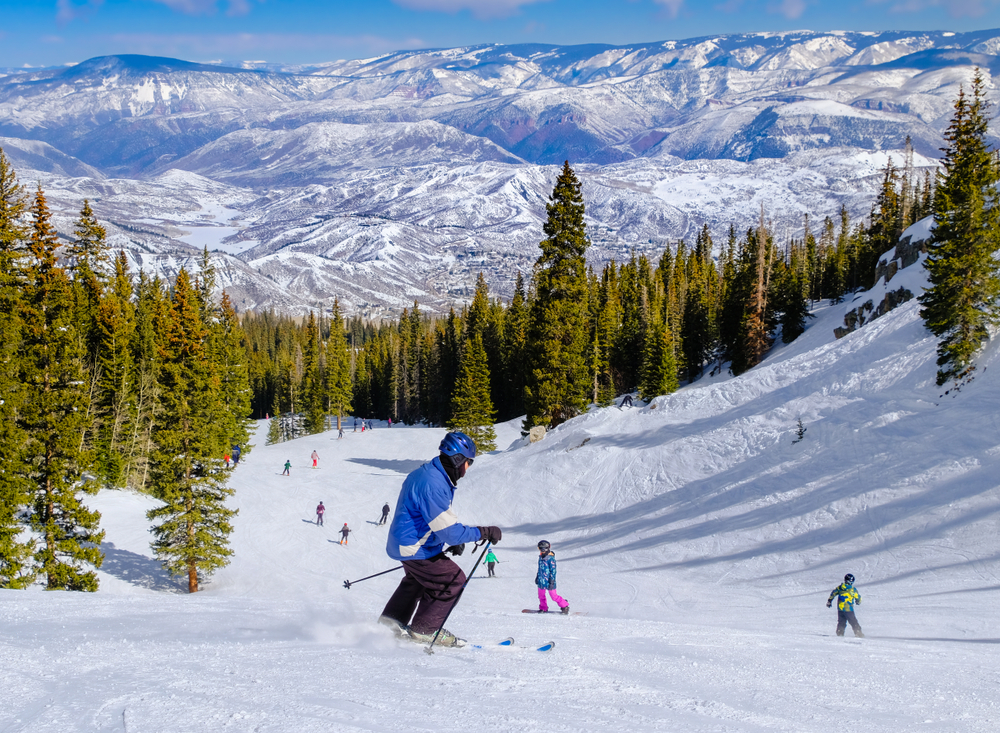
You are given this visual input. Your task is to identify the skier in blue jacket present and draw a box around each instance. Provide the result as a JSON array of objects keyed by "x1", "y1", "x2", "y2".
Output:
[{"x1": 379, "y1": 431, "x2": 502, "y2": 647}]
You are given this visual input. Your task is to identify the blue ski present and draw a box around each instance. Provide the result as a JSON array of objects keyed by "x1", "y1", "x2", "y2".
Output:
[{"x1": 469, "y1": 638, "x2": 554, "y2": 652}]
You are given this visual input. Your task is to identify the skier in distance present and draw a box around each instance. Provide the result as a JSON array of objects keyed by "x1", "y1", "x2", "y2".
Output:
[
  {"x1": 316, "y1": 501, "x2": 325, "y2": 526},
  {"x1": 378, "y1": 431, "x2": 502, "y2": 648},
  {"x1": 311, "y1": 450, "x2": 319, "y2": 468},
  {"x1": 535, "y1": 540, "x2": 569, "y2": 614},
  {"x1": 827, "y1": 573, "x2": 864, "y2": 638},
  {"x1": 379, "y1": 502, "x2": 391, "y2": 526},
  {"x1": 282, "y1": 459, "x2": 291, "y2": 476},
  {"x1": 486, "y1": 547, "x2": 498, "y2": 577},
  {"x1": 339, "y1": 523, "x2": 351, "y2": 545}
]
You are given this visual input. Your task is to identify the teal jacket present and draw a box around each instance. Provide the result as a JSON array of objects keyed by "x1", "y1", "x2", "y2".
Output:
[{"x1": 485, "y1": 550, "x2": 498, "y2": 563}]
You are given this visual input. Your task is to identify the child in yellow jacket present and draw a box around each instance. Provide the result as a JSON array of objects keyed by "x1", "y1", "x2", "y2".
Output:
[{"x1": 827, "y1": 573, "x2": 864, "y2": 638}]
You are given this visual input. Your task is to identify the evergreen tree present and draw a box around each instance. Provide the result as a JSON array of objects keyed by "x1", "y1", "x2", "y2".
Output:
[
  {"x1": 920, "y1": 71, "x2": 1000, "y2": 386},
  {"x1": 639, "y1": 320, "x2": 678, "y2": 402},
  {"x1": 147, "y1": 269, "x2": 235, "y2": 593},
  {"x1": 20, "y1": 186, "x2": 104, "y2": 590},
  {"x1": 94, "y1": 250, "x2": 136, "y2": 486},
  {"x1": 301, "y1": 311, "x2": 324, "y2": 433},
  {"x1": 524, "y1": 162, "x2": 592, "y2": 429},
  {"x1": 213, "y1": 292, "x2": 253, "y2": 450},
  {"x1": 0, "y1": 148, "x2": 35, "y2": 588},
  {"x1": 449, "y1": 333, "x2": 497, "y2": 451},
  {"x1": 499, "y1": 276, "x2": 528, "y2": 421},
  {"x1": 325, "y1": 299, "x2": 353, "y2": 429}
]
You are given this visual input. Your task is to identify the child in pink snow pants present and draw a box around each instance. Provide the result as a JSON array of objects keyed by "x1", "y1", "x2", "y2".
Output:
[{"x1": 535, "y1": 540, "x2": 569, "y2": 613}]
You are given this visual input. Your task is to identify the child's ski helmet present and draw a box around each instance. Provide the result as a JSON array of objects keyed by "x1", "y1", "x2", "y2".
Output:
[
  {"x1": 844, "y1": 573, "x2": 855, "y2": 584},
  {"x1": 439, "y1": 431, "x2": 477, "y2": 464},
  {"x1": 537, "y1": 540, "x2": 551, "y2": 552}
]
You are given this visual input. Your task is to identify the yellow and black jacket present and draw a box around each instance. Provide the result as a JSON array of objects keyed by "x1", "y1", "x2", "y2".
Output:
[{"x1": 828, "y1": 582, "x2": 861, "y2": 612}]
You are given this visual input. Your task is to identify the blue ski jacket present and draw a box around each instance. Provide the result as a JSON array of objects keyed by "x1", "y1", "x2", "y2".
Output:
[
  {"x1": 828, "y1": 582, "x2": 861, "y2": 612},
  {"x1": 386, "y1": 456, "x2": 482, "y2": 561},
  {"x1": 536, "y1": 552, "x2": 557, "y2": 589}
]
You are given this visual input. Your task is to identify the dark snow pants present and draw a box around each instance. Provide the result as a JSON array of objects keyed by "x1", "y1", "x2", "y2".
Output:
[
  {"x1": 381, "y1": 554, "x2": 466, "y2": 634},
  {"x1": 836, "y1": 609, "x2": 863, "y2": 637},
  {"x1": 487, "y1": 561, "x2": 495, "y2": 577}
]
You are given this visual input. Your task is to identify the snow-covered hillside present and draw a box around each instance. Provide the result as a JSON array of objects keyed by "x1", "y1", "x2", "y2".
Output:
[
  {"x1": 4, "y1": 280, "x2": 1000, "y2": 731},
  {"x1": 0, "y1": 29, "x2": 994, "y2": 314}
]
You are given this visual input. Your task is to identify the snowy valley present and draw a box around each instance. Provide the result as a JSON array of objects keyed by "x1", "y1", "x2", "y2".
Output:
[{"x1": 0, "y1": 29, "x2": 996, "y2": 314}]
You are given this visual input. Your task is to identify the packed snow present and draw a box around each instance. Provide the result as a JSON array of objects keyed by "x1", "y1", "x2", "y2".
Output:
[{"x1": 4, "y1": 293, "x2": 1000, "y2": 731}]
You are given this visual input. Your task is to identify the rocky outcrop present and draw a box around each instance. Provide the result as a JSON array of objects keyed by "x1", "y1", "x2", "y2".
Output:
[{"x1": 834, "y1": 231, "x2": 928, "y2": 339}]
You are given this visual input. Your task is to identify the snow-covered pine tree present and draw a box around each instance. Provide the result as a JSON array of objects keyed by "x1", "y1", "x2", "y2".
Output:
[
  {"x1": 524, "y1": 162, "x2": 592, "y2": 430},
  {"x1": 147, "y1": 268, "x2": 235, "y2": 593},
  {"x1": 919, "y1": 70, "x2": 1000, "y2": 387},
  {"x1": 0, "y1": 149, "x2": 35, "y2": 589},
  {"x1": 20, "y1": 186, "x2": 104, "y2": 591},
  {"x1": 449, "y1": 332, "x2": 497, "y2": 451}
]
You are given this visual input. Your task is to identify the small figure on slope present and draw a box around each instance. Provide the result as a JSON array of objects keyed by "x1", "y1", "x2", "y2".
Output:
[
  {"x1": 311, "y1": 450, "x2": 319, "y2": 468},
  {"x1": 379, "y1": 502, "x2": 391, "y2": 526},
  {"x1": 378, "y1": 431, "x2": 502, "y2": 648},
  {"x1": 316, "y1": 501, "x2": 325, "y2": 527},
  {"x1": 620, "y1": 394, "x2": 633, "y2": 408},
  {"x1": 827, "y1": 573, "x2": 864, "y2": 638},
  {"x1": 224, "y1": 453, "x2": 230, "y2": 469},
  {"x1": 535, "y1": 540, "x2": 569, "y2": 614},
  {"x1": 339, "y1": 523, "x2": 351, "y2": 545},
  {"x1": 232, "y1": 445, "x2": 241, "y2": 466},
  {"x1": 282, "y1": 459, "x2": 291, "y2": 476},
  {"x1": 486, "y1": 548, "x2": 498, "y2": 577}
]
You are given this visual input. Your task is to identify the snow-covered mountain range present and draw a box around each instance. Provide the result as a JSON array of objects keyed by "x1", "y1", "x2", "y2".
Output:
[{"x1": 1, "y1": 30, "x2": 996, "y2": 314}]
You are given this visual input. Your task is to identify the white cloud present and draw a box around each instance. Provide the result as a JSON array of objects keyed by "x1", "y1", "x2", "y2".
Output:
[
  {"x1": 652, "y1": 0, "x2": 685, "y2": 17},
  {"x1": 390, "y1": 0, "x2": 552, "y2": 20},
  {"x1": 771, "y1": 0, "x2": 807, "y2": 18},
  {"x1": 56, "y1": 0, "x2": 104, "y2": 24},
  {"x1": 150, "y1": 0, "x2": 256, "y2": 16}
]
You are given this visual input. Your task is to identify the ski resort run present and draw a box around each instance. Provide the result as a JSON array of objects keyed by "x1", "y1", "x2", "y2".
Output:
[{"x1": 3, "y1": 284, "x2": 1000, "y2": 732}]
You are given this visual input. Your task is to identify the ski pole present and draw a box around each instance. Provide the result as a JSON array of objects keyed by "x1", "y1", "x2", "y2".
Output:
[
  {"x1": 343, "y1": 565, "x2": 403, "y2": 589},
  {"x1": 425, "y1": 541, "x2": 491, "y2": 655}
]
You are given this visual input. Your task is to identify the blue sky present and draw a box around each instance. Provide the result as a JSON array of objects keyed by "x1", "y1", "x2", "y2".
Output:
[{"x1": 2, "y1": 0, "x2": 999, "y2": 68}]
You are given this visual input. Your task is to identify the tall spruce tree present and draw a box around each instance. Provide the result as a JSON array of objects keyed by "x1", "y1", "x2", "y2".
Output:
[
  {"x1": 147, "y1": 269, "x2": 235, "y2": 593},
  {"x1": 639, "y1": 320, "x2": 678, "y2": 402},
  {"x1": 20, "y1": 186, "x2": 104, "y2": 590},
  {"x1": 0, "y1": 148, "x2": 35, "y2": 588},
  {"x1": 919, "y1": 71, "x2": 1000, "y2": 386},
  {"x1": 94, "y1": 250, "x2": 137, "y2": 486},
  {"x1": 325, "y1": 299, "x2": 353, "y2": 430},
  {"x1": 524, "y1": 162, "x2": 591, "y2": 429},
  {"x1": 449, "y1": 333, "x2": 497, "y2": 451}
]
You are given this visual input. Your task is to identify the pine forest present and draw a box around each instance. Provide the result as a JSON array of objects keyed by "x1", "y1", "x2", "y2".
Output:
[{"x1": 2, "y1": 74, "x2": 997, "y2": 593}]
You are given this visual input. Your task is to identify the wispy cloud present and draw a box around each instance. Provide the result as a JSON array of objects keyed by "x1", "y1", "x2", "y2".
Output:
[
  {"x1": 106, "y1": 32, "x2": 428, "y2": 60},
  {"x1": 390, "y1": 0, "x2": 552, "y2": 20},
  {"x1": 57, "y1": 0, "x2": 104, "y2": 24},
  {"x1": 770, "y1": 0, "x2": 807, "y2": 18},
  {"x1": 652, "y1": 0, "x2": 685, "y2": 17},
  {"x1": 150, "y1": 0, "x2": 256, "y2": 17},
  {"x1": 868, "y1": 0, "x2": 1000, "y2": 18}
]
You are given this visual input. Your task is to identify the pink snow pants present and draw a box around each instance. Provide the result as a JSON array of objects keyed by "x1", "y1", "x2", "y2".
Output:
[{"x1": 537, "y1": 587, "x2": 567, "y2": 612}]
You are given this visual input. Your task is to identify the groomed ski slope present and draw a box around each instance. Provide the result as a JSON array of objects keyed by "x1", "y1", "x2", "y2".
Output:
[{"x1": 4, "y1": 294, "x2": 1000, "y2": 732}]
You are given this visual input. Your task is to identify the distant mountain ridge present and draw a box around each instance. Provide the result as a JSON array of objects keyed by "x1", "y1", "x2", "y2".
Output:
[{"x1": 0, "y1": 29, "x2": 996, "y2": 315}]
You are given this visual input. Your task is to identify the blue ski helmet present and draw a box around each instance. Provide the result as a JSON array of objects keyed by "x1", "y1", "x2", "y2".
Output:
[{"x1": 439, "y1": 431, "x2": 477, "y2": 464}]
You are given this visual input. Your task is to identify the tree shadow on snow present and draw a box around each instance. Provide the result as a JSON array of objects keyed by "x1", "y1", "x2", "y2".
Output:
[
  {"x1": 99, "y1": 542, "x2": 185, "y2": 593},
  {"x1": 347, "y1": 457, "x2": 425, "y2": 475},
  {"x1": 507, "y1": 388, "x2": 1000, "y2": 581}
]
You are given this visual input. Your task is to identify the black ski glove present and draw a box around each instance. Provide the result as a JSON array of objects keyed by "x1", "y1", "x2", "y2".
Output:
[
  {"x1": 446, "y1": 543, "x2": 465, "y2": 556},
  {"x1": 826, "y1": 601, "x2": 832, "y2": 608},
  {"x1": 477, "y1": 526, "x2": 502, "y2": 544}
]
